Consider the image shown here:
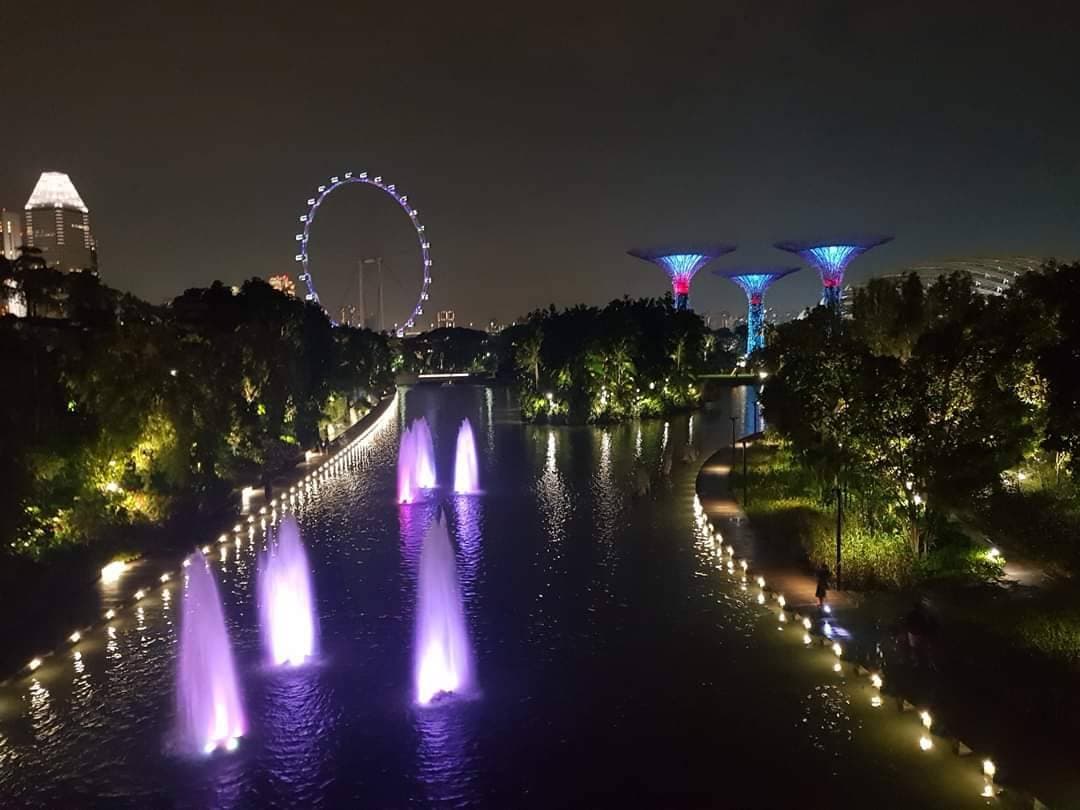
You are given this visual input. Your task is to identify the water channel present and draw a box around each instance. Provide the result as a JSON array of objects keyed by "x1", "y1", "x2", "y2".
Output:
[{"x1": 0, "y1": 385, "x2": 999, "y2": 807}]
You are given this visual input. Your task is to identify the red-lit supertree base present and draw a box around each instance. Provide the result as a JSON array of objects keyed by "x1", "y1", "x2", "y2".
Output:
[
  {"x1": 628, "y1": 244, "x2": 737, "y2": 311},
  {"x1": 774, "y1": 236, "x2": 893, "y2": 310},
  {"x1": 713, "y1": 267, "x2": 801, "y2": 354}
]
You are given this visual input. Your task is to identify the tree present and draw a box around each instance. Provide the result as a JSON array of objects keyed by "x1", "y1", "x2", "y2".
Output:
[
  {"x1": 1009, "y1": 261, "x2": 1080, "y2": 477},
  {"x1": 515, "y1": 329, "x2": 543, "y2": 389},
  {"x1": 764, "y1": 272, "x2": 1033, "y2": 556}
]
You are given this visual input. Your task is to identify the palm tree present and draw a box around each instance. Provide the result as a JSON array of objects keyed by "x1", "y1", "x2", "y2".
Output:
[
  {"x1": 515, "y1": 331, "x2": 543, "y2": 388},
  {"x1": 670, "y1": 335, "x2": 686, "y2": 372}
]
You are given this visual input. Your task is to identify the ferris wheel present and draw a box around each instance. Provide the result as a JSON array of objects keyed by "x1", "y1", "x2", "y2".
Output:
[{"x1": 294, "y1": 171, "x2": 432, "y2": 335}]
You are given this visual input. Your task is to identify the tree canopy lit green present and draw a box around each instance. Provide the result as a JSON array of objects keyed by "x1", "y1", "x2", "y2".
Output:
[
  {"x1": 0, "y1": 262, "x2": 391, "y2": 558},
  {"x1": 506, "y1": 296, "x2": 734, "y2": 423},
  {"x1": 760, "y1": 262, "x2": 1079, "y2": 566}
]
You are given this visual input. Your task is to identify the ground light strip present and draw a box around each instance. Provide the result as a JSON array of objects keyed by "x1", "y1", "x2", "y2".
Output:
[
  {"x1": 1, "y1": 391, "x2": 398, "y2": 694},
  {"x1": 691, "y1": 492, "x2": 1013, "y2": 803}
]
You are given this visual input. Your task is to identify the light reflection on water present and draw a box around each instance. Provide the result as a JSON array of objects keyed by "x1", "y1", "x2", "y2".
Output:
[
  {"x1": 0, "y1": 385, "x2": 990, "y2": 808},
  {"x1": 452, "y1": 495, "x2": 484, "y2": 604},
  {"x1": 415, "y1": 701, "x2": 476, "y2": 808},
  {"x1": 259, "y1": 666, "x2": 339, "y2": 805}
]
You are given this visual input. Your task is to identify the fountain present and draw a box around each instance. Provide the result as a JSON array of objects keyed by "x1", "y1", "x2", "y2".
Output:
[
  {"x1": 453, "y1": 418, "x2": 480, "y2": 494},
  {"x1": 398, "y1": 423, "x2": 417, "y2": 504},
  {"x1": 414, "y1": 513, "x2": 473, "y2": 705},
  {"x1": 413, "y1": 417, "x2": 437, "y2": 489},
  {"x1": 258, "y1": 516, "x2": 319, "y2": 667},
  {"x1": 398, "y1": 417, "x2": 438, "y2": 503},
  {"x1": 176, "y1": 551, "x2": 246, "y2": 754}
]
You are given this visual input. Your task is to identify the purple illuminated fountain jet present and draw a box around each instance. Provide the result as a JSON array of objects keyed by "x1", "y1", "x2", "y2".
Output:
[
  {"x1": 398, "y1": 417, "x2": 438, "y2": 504},
  {"x1": 774, "y1": 236, "x2": 893, "y2": 310},
  {"x1": 414, "y1": 513, "x2": 473, "y2": 705},
  {"x1": 713, "y1": 267, "x2": 800, "y2": 354},
  {"x1": 628, "y1": 244, "x2": 737, "y2": 311},
  {"x1": 413, "y1": 418, "x2": 437, "y2": 489},
  {"x1": 176, "y1": 551, "x2": 246, "y2": 754},
  {"x1": 453, "y1": 418, "x2": 480, "y2": 494},
  {"x1": 258, "y1": 516, "x2": 319, "y2": 667}
]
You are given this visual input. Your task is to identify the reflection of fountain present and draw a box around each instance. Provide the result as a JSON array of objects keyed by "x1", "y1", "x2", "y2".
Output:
[
  {"x1": 258, "y1": 516, "x2": 319, "y2": 667},
  {"x1": 261, "y1": 668, "x2": 336, "y2": 804},
  {"x1": 415, "y1": 700, "x2": 476, "y2": 805},
  {"x1": 177, "y1": 552, "x2": 246, "y2": 754},
  {"x1": 453, "y1": 418, "x2": 480, "y2": 494},
  {"x1": 414, "y1": 514, "x2": 473, "y2": 705},
  {"x1": 398, "y1": 417, "x2": 437, "y2": 504},
  {"x1": 452, "y1": 495, "x2": 484, "y2": 598}
]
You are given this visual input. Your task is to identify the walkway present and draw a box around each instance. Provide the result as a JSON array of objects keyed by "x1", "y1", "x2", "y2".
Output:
[
  {"x1": 695, "y1": 441, "x2": 851, "y2": 614},
  {"x1": 696, "y1": 441, "x2": 1068, "y2": 808},
  {"x1": 0, "y1": 391, "x2": 397, "y2": 683}
]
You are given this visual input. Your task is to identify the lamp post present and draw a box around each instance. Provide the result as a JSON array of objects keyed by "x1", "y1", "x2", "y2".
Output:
[
  {"x1": 835, "y1": 481, "x2": 843, "y2": 590},
  {"x1": 742, "y1": 437, "x2": 749, "y2": 507},
  {"x1": 729, "y1": 416, "x2": 737, "y2": 491}
]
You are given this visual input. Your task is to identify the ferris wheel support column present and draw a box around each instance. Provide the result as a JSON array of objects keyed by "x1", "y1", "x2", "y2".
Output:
[{"x1": 294, "y1": 171, "x2": 433, "y2": 334}]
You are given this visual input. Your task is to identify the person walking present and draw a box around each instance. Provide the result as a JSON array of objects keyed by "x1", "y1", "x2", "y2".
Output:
[{"x1": 815, "y1": 563, "x2": 831, "y2": 609}]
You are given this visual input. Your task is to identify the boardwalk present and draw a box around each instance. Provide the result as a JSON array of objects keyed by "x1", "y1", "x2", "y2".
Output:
[{"x1": 695, "y1": 442, "x2": 851, "y2": 614}]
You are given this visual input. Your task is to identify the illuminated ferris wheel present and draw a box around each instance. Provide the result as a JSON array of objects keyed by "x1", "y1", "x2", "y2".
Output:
[{"x1": 294, "y1": 171, "x2": 432, "y2": 335}]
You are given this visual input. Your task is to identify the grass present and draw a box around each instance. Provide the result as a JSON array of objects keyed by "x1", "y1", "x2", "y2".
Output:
[
  {"x1": 938, "y1": 584, "x2": 1080, "y2": 666},
  {"x1": 737, "y1": 440, "x2": 1002, "y2": 590},
  {"x1": 976, "y1": 486, "x2": 1080, "y2": 576}
]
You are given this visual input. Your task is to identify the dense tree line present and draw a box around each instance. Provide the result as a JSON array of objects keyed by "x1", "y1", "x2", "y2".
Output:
[
  {"x1": 397, "y1": 327, "x2": 496, "y2": 375},
  {"x1": 760, "y1": 262, "x2": 1079, "y2": 563},
  {"x1": 0, "y1": 259, "x2": 391, "y2": 558},
  {"x1": 506, "y1": 296, "x2": 734, "y2": 423}
]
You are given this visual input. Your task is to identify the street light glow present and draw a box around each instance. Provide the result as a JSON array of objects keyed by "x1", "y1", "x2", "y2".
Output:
[{"x1": 101, "y1": 560, "x2": 127, "y2": 584}]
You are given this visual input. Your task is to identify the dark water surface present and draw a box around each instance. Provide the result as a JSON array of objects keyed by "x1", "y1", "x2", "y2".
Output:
[{"x1": 0, "y1": 386, "x2": 1001, "y2": 808}]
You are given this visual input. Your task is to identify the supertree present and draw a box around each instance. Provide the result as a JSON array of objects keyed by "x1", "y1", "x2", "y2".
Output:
[
  {"x1": 774, "y1": 236, "x2": 893, "y2": 310},
  {"x1": 628, "y1": 244, "x2": 736, "y2": 311},
  {"x1": 713, "y1": 267, "x2": 800, "y2": 355}
]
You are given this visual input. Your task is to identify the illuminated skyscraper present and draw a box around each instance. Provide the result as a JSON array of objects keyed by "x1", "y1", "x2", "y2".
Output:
[
  {"x1": 713, "y1": 267, "x2": 800, "y2": 354},
  {"x1": 1, "y1": 209, "x2": 22, "y2": 260},
  {"x1": 774, "y1": 236, "x2": 892, "y2": 310},
  {"x1": 628, "y1": 244, "x2": 736, "y2": 310},
  {"x1": 24, "y1": 172, "x2": 97, "y2": 272}
]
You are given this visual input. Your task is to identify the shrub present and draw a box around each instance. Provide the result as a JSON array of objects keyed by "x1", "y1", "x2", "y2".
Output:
[{"x1": 806, "y1": 517, "x2": 916, "y2": 590}]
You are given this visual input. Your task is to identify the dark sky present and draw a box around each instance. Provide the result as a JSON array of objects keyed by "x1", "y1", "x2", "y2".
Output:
[{"x1": 5, "y1": 1, "x2": 1079, "y2": 326}]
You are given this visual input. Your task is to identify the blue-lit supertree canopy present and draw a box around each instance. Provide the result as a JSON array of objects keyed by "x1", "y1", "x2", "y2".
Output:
[
  {"x1": 774, "y1": 236, "x2": 893, "y2": 310},
  {"x1": 713, "y1": 267, "x2": 800, "y2": 355},
  {"x1": 628, "y1": 244, "x2": 736, "y2": 311}
]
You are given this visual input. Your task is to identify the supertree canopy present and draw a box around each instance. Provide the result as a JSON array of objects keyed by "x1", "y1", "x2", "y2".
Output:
[
  {"x1": 774, "y1": 236, "x2": 893, "y2": 310},
  {"x1": 714, "y1": 267, "x2": 800, "y2": 355},
  {"x1": 628, "y1": 244, "x2": 736, "y2": 311}
]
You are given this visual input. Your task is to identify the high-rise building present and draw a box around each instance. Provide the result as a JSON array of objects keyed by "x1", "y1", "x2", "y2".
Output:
[
  {"x1": 358, "y1": 258, "x2": 383, "y2": 331},
  {"x1": 268, "y1": 274, "x2": 297, "y2": 297},
  {"x1": 24, "y1": 172, "x2": 97, "y2": 272},
  {"x1": 1, "y1": 209, "x2": 23, "y2": 260},
  {"x1": 709, "y1": 310, "x2": 732, "y2": 330},
  {"x1": 436, "y1": 309, "x2": 455, "y2": 329},
  {"x1": 0, "y1": 278, "x2": 26, "y2": 316}
]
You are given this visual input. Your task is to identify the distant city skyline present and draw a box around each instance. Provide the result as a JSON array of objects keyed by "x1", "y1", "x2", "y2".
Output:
[{"x1": 3, "y1": 4, "x2": 1078, "y2": 324}]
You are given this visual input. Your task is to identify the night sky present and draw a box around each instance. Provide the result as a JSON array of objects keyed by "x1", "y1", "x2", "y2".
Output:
[{"x1": 4, "y1": 2, "x2": 1079, "y2": 326}]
